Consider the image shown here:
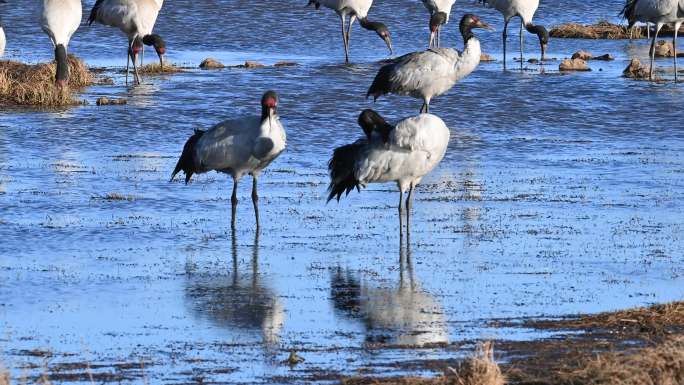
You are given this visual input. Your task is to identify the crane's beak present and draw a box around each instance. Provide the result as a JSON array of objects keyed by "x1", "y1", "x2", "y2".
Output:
[
  {"x1": 158, "y1": 54, "x2": 165, "y2": 72},
  {"x1": 540, "y1": 43, "x2": 547, "y2": 61},
  {"x1": 383, "y1": 35, "x2": 393, "y2": 56},
  {"x1": 429, "y1": 30, "x2": 436, "y2": 48},
  {"x1": 475, "y1": 20, "x2": 495, "y2": 32},
  {"x1": 268, "y1": 107, "x2": 276, "y2": 130}
]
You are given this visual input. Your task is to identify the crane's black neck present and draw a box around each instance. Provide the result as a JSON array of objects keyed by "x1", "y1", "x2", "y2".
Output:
[
  {"x1": 525, "y1": 23, "x2": 549, "y2": 44},
  {"x1": 55, "y1": 44, "x2": 69, "y2": 84},
  {"x1": 359, "y1": 17, "x2": 382, "y2": 32}
]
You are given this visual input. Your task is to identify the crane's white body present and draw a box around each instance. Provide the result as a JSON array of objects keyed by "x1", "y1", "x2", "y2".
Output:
[
  {"x1": 40, "y1": 0, "x2": 82, "y2": 47},
  {"x1": 0, "y1": 26, "x2": 5, "y2": 57},
  {"x1": 91, "y1": 0, "x2": 161, "y2": 40},
  {"x1": 318, "y1": 0, "x2": 373, "y2": 18},
  {"x1": 421, "y1": 0, "x2": 457, "y2": 22},
  {"x1": 354, "y1": 114, "x2": 449, "y2": 192},
  {"x1": 194, "y1": 116, "x2": 287, "y2": 181},
  {"x1": 381, "y1": 40, "x2": 481, "y2": 107},
  {"x1": 484, "y1": 0, "x2": 539, "y2": 23}
]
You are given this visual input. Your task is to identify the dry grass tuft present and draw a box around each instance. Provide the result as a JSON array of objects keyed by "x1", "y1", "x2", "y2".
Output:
[
  {"x1": 528, "y1": 301, "x2": 684, "y2": 336},
  {"x1": 447, "y1": 343, "x2": 504, "y2": 385},
  {"x1": 92, "y1": 193, "x2": 136, "y2": 201},
  {"x1": 137, "y1": 62, "x2": 185, "y2": 74},
  {"x1": 0, "y1": 55, "x2": 93, "y2": 107},
  {"x1": 552, "y1": 337, "x2": 684, "y2": 385},
  {"x1": 0, "y1": 367, "x2": 9, "y2": 385},
  {"x1": 550, "y1": 21, "x2": 641, "y2": 39}
]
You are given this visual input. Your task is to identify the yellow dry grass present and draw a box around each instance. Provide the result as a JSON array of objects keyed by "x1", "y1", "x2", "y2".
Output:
[
  {"x1": 0, "y1": 367, "x2": 9, "y2": 385},
  {"x1": 550, "y1": 21, "x2": 642, "y2": 39},
  {"x1": 555, "y1": 337, "x2": 684, "y2": 385},
  {"x1": 137, "y1": 62, "x2": 185, "y2": 74},
  {"x1": 0, "y1": 55, "x2": 93, "y2": 107}
]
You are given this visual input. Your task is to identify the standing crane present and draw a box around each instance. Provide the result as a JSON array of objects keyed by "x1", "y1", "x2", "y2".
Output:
[
  {"x1": 0, "y1": 0, "x2": 6, "y2": 58},
  {"x1": 88, "y1": 0, "x2": 166, "y2": 85},
  {"x1": 171, "y1": 91, "x2": 287, "y2": 231},
  {"x1": 327, "y1": 109, "x2": 450, "y2": 239},
  {"x1": 367, "y1": 14, "x2": 492, "y2": 113},
  {"x1": 479, "y1": 0, "x2": 549, "y2": 70},
  {"x1": 420, "y1": 0, "x2": 457, "y2": 48},
  {"x1": 40, "y1": 0, "x2": 82, "y2": 88},
  {"x1": 307, "y1": 0, "x2": 393, "y2": 63},
  {"x1": 621, "y1": 0, "x2": 684, "y2": 82}
]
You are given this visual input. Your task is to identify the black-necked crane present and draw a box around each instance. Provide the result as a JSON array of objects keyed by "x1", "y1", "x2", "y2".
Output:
[
  {"x1": 88, "y1": 0, "x2": 166, "y2": 85},
  {"x1": 327, "y1": 109, "x2": 450, "y2": 239},
  {"x1": 367, "y1": 14, "x2": 492, "y2": 113},
  {"x1": 621, "y1": 0, "x2": 684, "y2": 82},
  {"x1": 479, "y1": 0, "x2": 549, "y2": 70},
  {"x1": 307, "y1": 0, "x2": 393, "y2": 63},
  {"x1": 421, "y1": 0, "x2": 457, "y2": 48},
  {"x1": 0, "y1": 0, "x2": 6, "y2": 58},
  {"x1": 40, "y1": 0, "x2": 82, "y2": 87},
  {"x1": 171, "y1": 91, "x2": 287, "y2": 231}
]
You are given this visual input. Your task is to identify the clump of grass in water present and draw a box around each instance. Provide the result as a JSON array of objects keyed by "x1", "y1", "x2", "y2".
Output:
[
  {"x1": 94, "y1": 193, "x2": 136, "y2": 201},
  {"x1": 137, "y1": 62, "x2": 185, "y2": 74},
  {"x1": 0, "y1": 55, "x2": 93, "y2": 107},
  {"x1": 550, "y1": 21, "x2": 642, "y2": 39},
  {"x1": 448, "y1": 342, "x2": 505, "y2": 385}
]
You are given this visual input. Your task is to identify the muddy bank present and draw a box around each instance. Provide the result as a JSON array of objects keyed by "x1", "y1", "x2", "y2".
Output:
[{"x1": 341, "y1": 300, "x2": 684, "y2": 385}]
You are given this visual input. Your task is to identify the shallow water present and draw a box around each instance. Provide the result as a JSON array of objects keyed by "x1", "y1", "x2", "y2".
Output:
[{"x1": 2, "y1": 0, "x2": 684, "y2": 383}]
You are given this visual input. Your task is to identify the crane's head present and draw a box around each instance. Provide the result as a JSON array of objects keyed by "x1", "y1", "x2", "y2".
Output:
[
  {"x1": 143, "y1": 34, "x2": 167, "y2": 71},
  {"x1": 429, "y1": 12, "x2": 448, "y2": 48},
  {"x1": 261, "y1": 91, "x2": 279, "y2": 126},
  {"x1": 129, "y1": 37, "x2": 144, "y2": 63},
  {"x1": 375, "y1": 24, "x2": 393, "y2": 56},
  {"x1": 358, "y1": 109, "x2": 392, "y2": 143},
  {"x1": 460, "y1": 14, "x2": 494, "y2": 34}
]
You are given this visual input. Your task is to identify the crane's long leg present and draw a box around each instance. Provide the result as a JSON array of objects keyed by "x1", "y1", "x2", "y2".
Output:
[
  {"x1": 340, "y1": 13, "x2": 350, "y2": 63},
  {"x1": 503, "y1": 19, "x2": 510, "y2": 70},
  {"x1": 231, "y1": 179, "x2": 239, "y2": 230},
  {"x1": 126, "y1": 41, "x2": 131, "y2": 86},
  {"x1": 405, "y1": 183, "x2": 415, "y2": 244},
  {"x1": 674, "y1": 22, "x2": 680, "y2": 83},
  {"x1": 252, "y1": 176, "x2": 260, "y2": 231},
  {"x1": 647, "y1": 22, "x2": 650, "y2": 40},
  {"x1": 347, "y1": 15, "x2": 356, "y2": 55},
  {"x1": 398, "y1": 189, "x2": 405, "y2": 241},
  {"x1": 649, "y1": 24, "x2": 662, "y2": 81},
  {"x1": 519, "y1": 19, "x2": 524, "y2": 70}
]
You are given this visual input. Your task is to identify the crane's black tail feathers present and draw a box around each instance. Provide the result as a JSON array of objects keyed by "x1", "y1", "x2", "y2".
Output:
[
  {"x1": 171, "y1": 129, "x2": 204, "y2": 185},
  {"x1": 619, "y1": 0, "x2": 638, "y2": 21},
  {"x1": 327, "y1": 142, "x2": 365, "y2": 202},
  {"x1": 88, "y1": 0, "x2": 105, "y2": 25},
  {"x1": 366, "y1": 62, "x2": 394, "y2": 101}
]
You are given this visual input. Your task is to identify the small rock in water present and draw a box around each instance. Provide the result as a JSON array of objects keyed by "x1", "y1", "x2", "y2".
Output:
[
  {"x1": 199, "y1": 58, "x2": 225, "y2": 69},
  {"x1": 284, "y1": 350, "x2": 305, "y2": 366},
  {"x1": 654, "y1": 40, "x2": 674, "y2": 57},
  {"x1": 559, "y1": 58, "x2": 590, "y2": 71},
  {"x1": 240, "y1": 61, "x2": 266, "y2": 69},
  {"x1": 528, "y1": 58, "x2": 539, "y2": 63},
  {"x1": 592, "y1": 53, "x2": 614, "y2": 61},
  {"x1": 480, "y1": 53, "x2": 495, "y2": 62},
  {"x1": 96, "y1": 97, "x2": 127, "y2": 106},
  {"x1": 571, "y1": 50, "x2": 593, "y2": 60},
  {"x1": 274, "y1": 61, "x2": 298, "y2": 67},
  {"x1": 623, "y1": 58, "x2": 649, "y2": 79}
]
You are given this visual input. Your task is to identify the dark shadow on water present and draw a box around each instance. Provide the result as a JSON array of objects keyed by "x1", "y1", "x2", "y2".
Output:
[
  {"x1": 184, "y1": 231, "x2": 284, "y2": 348},
  {"x1": 330, "y1": 241, "x2": 449, "y2": 347}
]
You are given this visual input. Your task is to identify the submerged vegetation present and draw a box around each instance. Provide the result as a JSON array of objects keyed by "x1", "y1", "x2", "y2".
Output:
[{"x1": 0, "y1": 55, "x2": 93, "y2": 107}]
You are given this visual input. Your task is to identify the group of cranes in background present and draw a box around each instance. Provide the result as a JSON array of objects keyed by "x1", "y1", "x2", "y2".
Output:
[
  {"x1": 2, "y1": 0, "x2": 683, "y2": 237},
  {"x1": 14, "y1": 0, "x2": 166, "y2": 87}
]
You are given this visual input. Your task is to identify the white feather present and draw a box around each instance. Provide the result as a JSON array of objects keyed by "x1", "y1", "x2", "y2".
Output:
[
  {"x1": 483, "y1": 0, "x2": 539, "y2": 23},
  {"x1": 92, "y1": 0, "x2": 161, "y2": 39},
  {"x1": 0, "y1": 26, "x2": 5, "y2": 57},
  {"x1": 40, "y1": 0, "x2": 82, "y2": 47},
  {"x1": 355, "y1": 114, "x2": 450, "y2": 192},
  {"x1": 318, "y1": 0, "x2": 373, "y2": 18}
]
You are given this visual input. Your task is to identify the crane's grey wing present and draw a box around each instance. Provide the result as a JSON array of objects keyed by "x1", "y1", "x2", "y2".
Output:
[
  {"x1": 387, "y1": 49, "x2": 459, "y2": 94},
  {"x1": 252, "y1": 137, "x2": 274, "y2": 160},
  {"x1": 195, "y1": 117, "x2": 259, "y2": 171}
]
